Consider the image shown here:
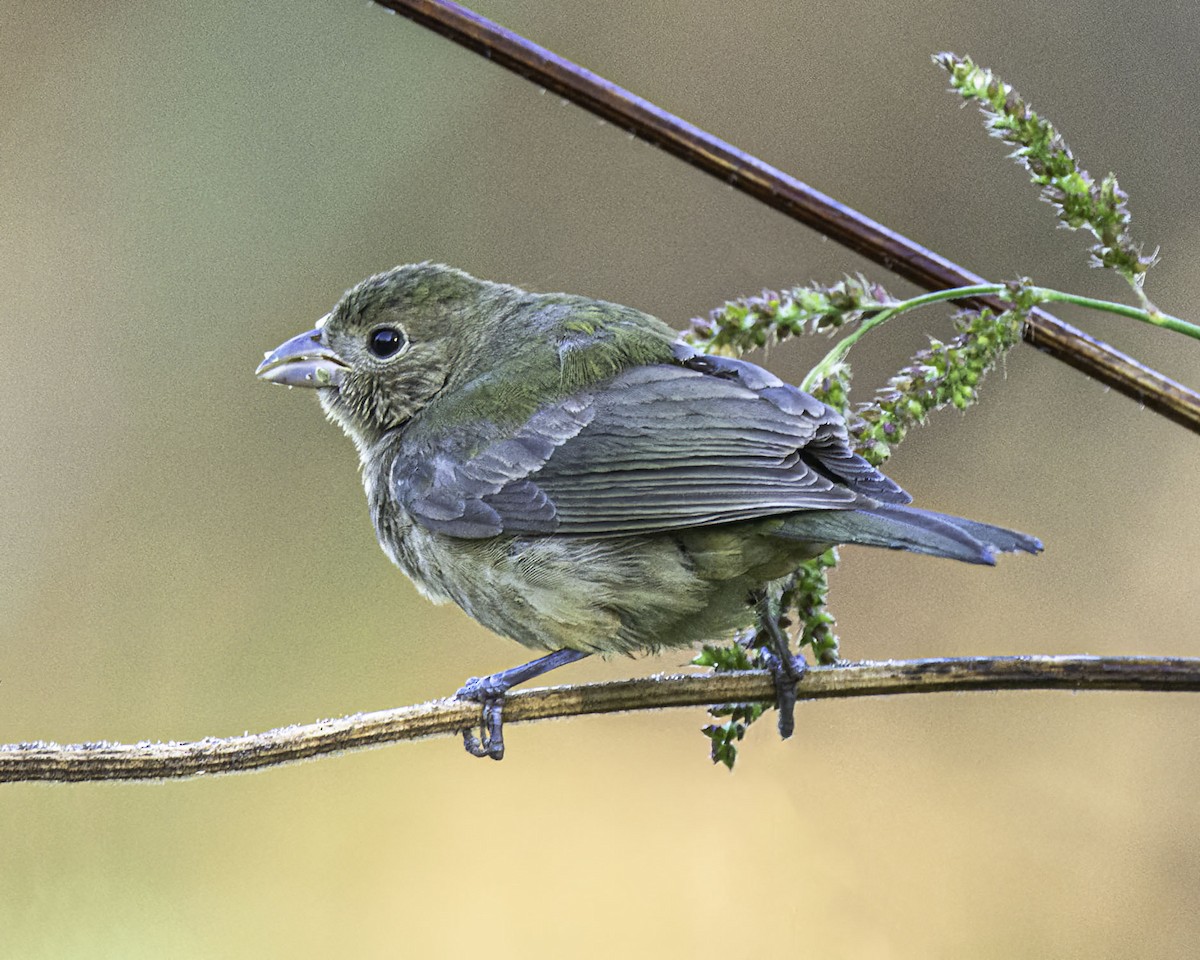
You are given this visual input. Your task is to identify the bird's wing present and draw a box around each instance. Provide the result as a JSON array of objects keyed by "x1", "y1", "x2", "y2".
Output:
[{"x1": 396, "y1": 346, "x2": 911, "y2": 539}]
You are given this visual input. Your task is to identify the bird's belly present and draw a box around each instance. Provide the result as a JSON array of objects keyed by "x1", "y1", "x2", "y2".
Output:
[{"x1": 376, "y1": 513, "x2": 817, "y2": 657}]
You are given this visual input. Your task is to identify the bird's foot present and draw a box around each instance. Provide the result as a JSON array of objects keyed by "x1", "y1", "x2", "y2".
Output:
[
  {"x1": 760, "y1": 645, "x2": 807, "y2": 740},
  {"x1": 453, "y1": 649, "x2": 592, "y2": 761},
  {"x1": 455, "y1": 675, "x2": 509, "y2": 761},
  {"x1": 754, "y1": 588, "x2": 806, "y2": 740}
]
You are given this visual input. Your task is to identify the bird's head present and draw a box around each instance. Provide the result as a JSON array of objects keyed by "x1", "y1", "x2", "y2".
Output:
[{"x1": 256, "y1": 263, "x2": 511, "y2": 453}]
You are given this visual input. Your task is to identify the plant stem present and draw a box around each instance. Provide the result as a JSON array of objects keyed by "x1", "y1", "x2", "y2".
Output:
[
  {"x1": 1031, "y1": 288, "x2": 1200, "y2": 338},
  {"x1": 802, "y1": 283, "x2": 1200, "y2": 389}
]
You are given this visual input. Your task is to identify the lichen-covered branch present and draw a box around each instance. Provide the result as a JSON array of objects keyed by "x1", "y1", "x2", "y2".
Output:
[{"x1": 4, "y1": 656, "x2": 1198, "y2": 783}]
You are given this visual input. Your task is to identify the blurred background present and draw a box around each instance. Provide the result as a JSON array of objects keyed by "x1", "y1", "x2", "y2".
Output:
[{"x1": 3, "y1": 0, "x2": 1199, "y2": 956}]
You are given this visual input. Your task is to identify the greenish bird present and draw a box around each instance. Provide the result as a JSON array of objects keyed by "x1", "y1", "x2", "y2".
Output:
[{"x1": 256, "y1": 263, "x2": 1041, "y2": 759}]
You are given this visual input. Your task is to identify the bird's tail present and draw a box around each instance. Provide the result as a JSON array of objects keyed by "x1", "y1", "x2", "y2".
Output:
[{"x1": 775, "y1": 504, "x2": 1043, "y2": 565}]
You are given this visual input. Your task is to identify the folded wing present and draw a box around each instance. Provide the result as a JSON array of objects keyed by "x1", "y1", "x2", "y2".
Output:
[{"x1": 397, "y1": 348, "x2": 910, "y2": 539}]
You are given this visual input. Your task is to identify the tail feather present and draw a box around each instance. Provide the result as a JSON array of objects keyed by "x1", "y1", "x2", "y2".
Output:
[{"x1": 776, "y1": 503, "x2": 1043, "y2": 566}]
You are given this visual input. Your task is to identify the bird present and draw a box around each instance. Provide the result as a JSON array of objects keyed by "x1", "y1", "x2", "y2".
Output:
[{"x1": 256, "y1": 263, "x2": 1042, "y2": 759}]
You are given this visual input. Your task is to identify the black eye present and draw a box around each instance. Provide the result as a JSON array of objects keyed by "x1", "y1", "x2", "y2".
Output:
[{"x1": 367, "y1": 326, "x2": 406, "y2": 359}]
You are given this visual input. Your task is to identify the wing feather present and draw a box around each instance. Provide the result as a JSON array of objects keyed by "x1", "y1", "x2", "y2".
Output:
[{"x1": 398, "y1": 348, "x2": 910, "y2": 538}]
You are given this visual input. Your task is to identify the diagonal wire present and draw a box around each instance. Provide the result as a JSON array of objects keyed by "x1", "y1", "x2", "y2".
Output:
[{"x1": 372, "y1": 0, "x2": 1200, "y2": 434}]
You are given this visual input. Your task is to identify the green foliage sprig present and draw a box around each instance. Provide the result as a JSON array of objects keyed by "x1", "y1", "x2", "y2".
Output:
[
  {"x1": 685, "y1": 53, "x2": 1199, "y2": 769},
  {"x1": 851, "y1": 306, "x2": 1025, "y2": 466},
  {"x1": 693, "y1": 637, "x2": 769, "y2": 769},
  {"x1": 688, "y1": 275, "x2": 899, "y2": 354},
  {"x1": 694, "y1": 546, "x2": 842, "y2": 768},
  {"x1": 935, "y1": 52, "x2": 1157, "y2": 297}
]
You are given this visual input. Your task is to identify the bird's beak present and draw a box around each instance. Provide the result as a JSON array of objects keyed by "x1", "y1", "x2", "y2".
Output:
[{"x1": 255, "y1": 323, "x2": 350, "y2": 388}]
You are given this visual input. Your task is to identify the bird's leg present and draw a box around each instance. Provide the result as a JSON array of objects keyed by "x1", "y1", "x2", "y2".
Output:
[
  {"x1": 754, "y1": 588, "x2": 807, "y2": 739},
  {"x1": 455, "y1": 648, "x2": 591, "y2": 760}
]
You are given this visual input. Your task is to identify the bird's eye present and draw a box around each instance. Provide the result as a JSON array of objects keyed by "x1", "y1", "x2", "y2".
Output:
[{"x1": 367, "y1": 326, "x2": 406, "y2": 359}]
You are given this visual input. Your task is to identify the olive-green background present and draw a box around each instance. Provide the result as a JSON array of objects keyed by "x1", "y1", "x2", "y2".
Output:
[{"x1": 3, "y1": 1, "x2": 1198, "y2": 957}]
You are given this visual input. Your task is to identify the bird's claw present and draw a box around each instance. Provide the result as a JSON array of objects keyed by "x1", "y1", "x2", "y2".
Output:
[
  {"x1": 452, "y1": 650, "x2": 591, "y2": 760},
  {"x1": 753, "y1": 589, "x2": 806, "y2": 740},
  {"x1": 760, "y1": 645, "x2": 807, "y2": 740},
  {"x1": 456, "y1": 678, "x2": 507, "y2": 761},
  {"x1": 460, "y1": 702, "x2": 505, "y2": 760}
]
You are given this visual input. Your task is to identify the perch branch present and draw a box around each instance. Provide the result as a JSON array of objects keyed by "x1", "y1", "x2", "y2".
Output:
[
  {"x1": 4, "y1": 655, "x2": 1198, "y2": 783},
  {"x1": 373, "y1": 0, "x2": 1200, "y2": 433}
]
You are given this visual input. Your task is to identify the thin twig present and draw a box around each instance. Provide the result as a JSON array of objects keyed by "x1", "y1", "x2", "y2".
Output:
[
  {"x1": 372, "y1": 0, "x2": 1200, "y2": 434},
  {"x1": 4, "y1": 655, "x2": 1197, "y2": 783}
]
